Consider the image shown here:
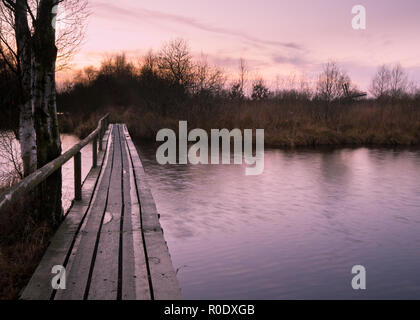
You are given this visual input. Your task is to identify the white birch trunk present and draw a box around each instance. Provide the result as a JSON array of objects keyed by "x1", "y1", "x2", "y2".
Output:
[
  {"x1": 18, "y1": 101, "x2": 37, "y2": 175},
  {"x1": 15, "y1": 0, "x2": 37, "y2": 176}
]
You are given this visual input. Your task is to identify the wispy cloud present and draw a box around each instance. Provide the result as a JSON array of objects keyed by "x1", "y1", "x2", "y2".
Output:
[
  {"x1": 272, "y1": 54, "x2": 309, "y2": 67},
  {"x1": 92, "y1": 1, "x2": 304, "y2": 51}
]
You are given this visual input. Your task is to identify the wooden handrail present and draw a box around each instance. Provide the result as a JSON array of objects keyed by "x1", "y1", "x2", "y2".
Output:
[{"x1": 0, "y1": 113, "x2": 109, "y2": 212}]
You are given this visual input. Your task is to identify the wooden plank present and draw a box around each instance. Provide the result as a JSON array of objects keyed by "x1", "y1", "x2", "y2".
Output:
[
  {"x1": 122, "y1": 125, "x2": 161, "y2": 232},
  {"x1": 121, "y1": 232, "x2": 150, "y2": 300},
  {"x1": 143, "y1": 231, "x2": 181, "y2": 299},
  {"x1": 87, "y1": 125, "x2": 123, "y2": 300},
  {"x1": 120, "y1": 125, "x2": 151, "y2": 300},
  {"x1": 122, "y1": 124, "x2": 181, "y2": 300},
  {"x1": 86, "y1": 231, "x2": 120, "y2": 300},
  {"x1": 20, "y1": 126, "x2": 111, "y2": 300},
  {"x1": 56, "y1": 126, "x2": 115, "y2": 300}
]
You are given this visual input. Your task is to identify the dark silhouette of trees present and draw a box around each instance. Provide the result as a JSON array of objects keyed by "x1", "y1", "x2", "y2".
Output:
[
  {"x1": 251, "y1": 79, "x2": 270, "y2": 101},
  {"x1": 0, "y1": 51, "x2": 19, "y2": 131},
  {"x1": 192, "y1": 55, "x2": 225, "y2": 97},
  {"x1": 229, "y1": 82, "x2": 245, "y2": 101}
]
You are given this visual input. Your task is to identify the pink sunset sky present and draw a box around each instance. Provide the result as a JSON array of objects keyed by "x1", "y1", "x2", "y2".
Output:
[{"x1": 61, "y1": 0, "x2": 420, "y2": 91}]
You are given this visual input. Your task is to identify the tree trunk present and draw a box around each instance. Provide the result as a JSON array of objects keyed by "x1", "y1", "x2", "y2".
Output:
[
  {"x1": 18, "y1": 101, "x2": 37, "y2": 176},
  {"x1": 32, "y1": 0, "x2": 63, "y2": 224},
  {"x1": 15, "y1": 0, "x2": 37, "y2": 176}
]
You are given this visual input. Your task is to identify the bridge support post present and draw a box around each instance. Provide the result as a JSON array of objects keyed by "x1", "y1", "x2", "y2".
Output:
[
  {"x1": 93, "y1": 136, "x2": 98, "y2": 168},
  {"x1": 99, "y1": 120, "x2": 104, "y2": 151},
  {"x1": 74, "y1": 151, "x2": 82, "y2": 201},
  {"x1": 99, "y1": 131, "x2": 103, "y2": 151}
]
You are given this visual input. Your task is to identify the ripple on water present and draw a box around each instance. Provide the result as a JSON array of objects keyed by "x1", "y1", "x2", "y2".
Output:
[{"x1": 135, "y1": 145, "x2": 420, "y2": 299}]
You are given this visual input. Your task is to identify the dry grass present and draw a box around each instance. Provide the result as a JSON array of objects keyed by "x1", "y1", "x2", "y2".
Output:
[
  {"x1": 0, "y1": 184, "x2": 54, "y2": 300},
  {"x1": 59, "y1": 112, "x2": 100, "y2": 138},
  {"x1": 86, "y1": 99, "x2": 420, "y2": 148}
]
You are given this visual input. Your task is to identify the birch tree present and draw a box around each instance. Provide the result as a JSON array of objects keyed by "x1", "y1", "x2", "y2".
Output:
[{"x1": 0, "y1": 0, "x2": 87, "y2": 224}]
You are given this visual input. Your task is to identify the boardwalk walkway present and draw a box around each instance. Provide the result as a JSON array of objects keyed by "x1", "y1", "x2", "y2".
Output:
[{"x1": 21, "y1": 124, "x2": 181, "y2": 300}]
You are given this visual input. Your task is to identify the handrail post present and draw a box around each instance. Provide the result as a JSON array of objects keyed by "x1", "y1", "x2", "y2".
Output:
[
  {"x1": 74, "y1": 152, "x2": 82, "y2": 201},
  {"x1": 99, "y1": 120, "x2": 103, "y2": 151},
  {"x1": 92, "y1": 136, "x2": 98, "y2": 168}
]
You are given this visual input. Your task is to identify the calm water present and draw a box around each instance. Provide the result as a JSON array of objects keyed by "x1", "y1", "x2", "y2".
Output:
[
  {"x1": 136, "y1": 144, "x2": 420, "y2": 300},
  {"x1": 3, "y1": 134, "x2": 420, "y2": 299},
  {"x1": 61, "y1": 135, "x2": 93, "y2": 210},
  {"x1": 0, "y1": 133, "x2": 92, "y2": 211}
]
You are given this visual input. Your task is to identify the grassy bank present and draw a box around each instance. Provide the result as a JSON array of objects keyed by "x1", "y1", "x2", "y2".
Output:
[{"x1": 61, "y1": 99, "x2": 420, "y2": 148}]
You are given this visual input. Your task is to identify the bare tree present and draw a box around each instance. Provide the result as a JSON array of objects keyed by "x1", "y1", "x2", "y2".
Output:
[
  {"x1": 238, "y1": 57, "x2": 247, "y2": 95},
  {"x1": 98, "y1": 53, "x2": 134, "y2": 79},
  {"x1": 158, "y1": 38, "x2": 194, "y2": 87},
  {"x1": 316, "y1": 61, "x2": 351, "y2": 102},
  {"x1": 229, "y1": 58, "x2": 248, "y2": 100},
  {"x1": 141, "y1": 49, "x2": 158, "y2": 74},
  {"x1": 192, "y1": 54, "x2": 225, "y2": 96},
  {"x1": 389, "y1": 64, "x2": 408, "y2": 99},
  {"x1": 0, "y1": 131, "x2": 23, "y2": 185},
  {"x1": 274, "y1": 73, "x2": 313, "y2": 100},
  {"x1": 54, "y1": 0, "x2": 88, "y2": 70},
  {"x1": 0, "y1": 0, "x2": 88, "y2": 224},
  {"x1": 370, "y1": 65, "x2": 391, "y2": 99},
  {"x1": 370, "y1": 64, "x2": 409, "y2": 99}
]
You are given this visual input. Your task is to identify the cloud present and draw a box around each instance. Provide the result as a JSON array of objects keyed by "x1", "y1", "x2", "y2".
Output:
[
  {"x1": 205, "y1": 54, "x2": 269, "y2": 70},
  {"x1": 272, "y1": 54, "x2": 309, "y2": 67},
  {"x1": 92, "y1": 1, "x2": 304, "y2": 51}
]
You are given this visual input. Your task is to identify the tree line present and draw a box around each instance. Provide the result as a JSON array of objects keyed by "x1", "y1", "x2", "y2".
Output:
[{"x1": 56, "y1": 38, "x2": 420, "y2": 117}]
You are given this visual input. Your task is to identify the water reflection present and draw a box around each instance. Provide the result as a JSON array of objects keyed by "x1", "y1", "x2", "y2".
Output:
[
  {"x1": 137, "y1": 143, "x2": 420, "y2": 299},
  {"x1": 61, "y1": 135, "x2": 92, "y2": 210},
  {"x1": 0, "y1": 133, "x2": 93, "y2": 211}
]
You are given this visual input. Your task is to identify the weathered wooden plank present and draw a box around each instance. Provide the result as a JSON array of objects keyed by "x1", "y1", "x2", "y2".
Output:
[
  {"x1": 121, "y1": 231, "x2": 151, "y2": 300},
  {"x1": 86, "y1": 231, "x2": 120, "y2": 300},
  {"x1": 122, "y1": 125, "x2": 161, "y2": 232},
  {"x1": 122, "y1": 124, "x2": 181, "y2": 300},
  {"x1": 120, "y1": 125, "x2": 151, "y2": 300},
  {"x1": 143, "y1": 231, "x2": 181, "y2": 300},
  {"x1": 56, "y1": 126, "x2": 115, "y2": 300},
  {"x1": 20, "y1": 126, "x2": 111, "y2": 300},
  {"x1": 87, "y1": 125, "x2": 123, "y2": 300}
]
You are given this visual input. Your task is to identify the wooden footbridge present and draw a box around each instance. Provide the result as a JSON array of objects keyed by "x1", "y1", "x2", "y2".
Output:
[{"x1": 0, "y1": 115, "x2": 181, "y2": 300}]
